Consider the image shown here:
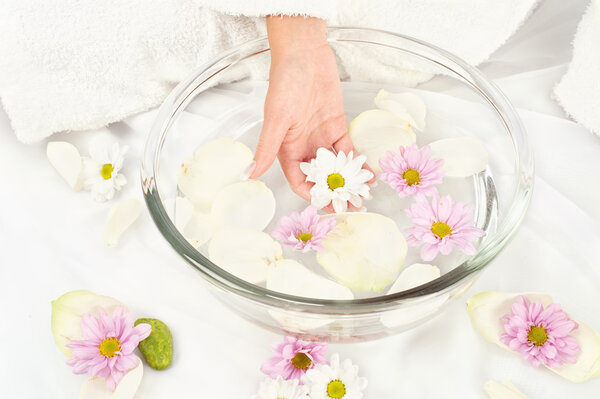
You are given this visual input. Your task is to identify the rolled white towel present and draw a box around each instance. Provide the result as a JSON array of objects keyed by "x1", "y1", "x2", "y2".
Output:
[{"x1": 554, "y1": 0, "x2": 600, "y2": 137}]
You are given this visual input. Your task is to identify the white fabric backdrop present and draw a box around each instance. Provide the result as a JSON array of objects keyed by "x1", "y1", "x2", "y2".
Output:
[{"x1": 1, "y1": 0, "x2": 599, "y2": 397}]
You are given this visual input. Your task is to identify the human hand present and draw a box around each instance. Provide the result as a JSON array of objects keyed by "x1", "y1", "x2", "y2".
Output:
[{"x1": 249, "y1": 16, "x2": 372, "y2": 209}]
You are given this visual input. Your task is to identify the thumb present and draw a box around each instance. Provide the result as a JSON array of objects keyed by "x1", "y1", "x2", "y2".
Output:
[{"x1": 250, "y1": 113, "x2": 289, "y2": 179}]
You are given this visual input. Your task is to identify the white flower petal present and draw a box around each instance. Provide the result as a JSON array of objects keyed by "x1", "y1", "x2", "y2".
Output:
[
  {"x1": 103, "y1": 199, "x2": 142, "y2": 247},
  {"x1": 374, "y1": 89, "x2": 427, "y2": 131},
  {"x1": 316, "y1": 213, "x2": 407, "y2": 292},
  {"x1": 381, "y1": 263, "x2": 448, "y2": 328},
  {"x1": 210, "y1": 180, "x2": 276, "y2": 232},
  {"x1": 51, "y1": 290, "x2": 124, "y2": 356},
  {"x1": 175, "y1": 197, "x2": 211, "y2": 248},
  {"x1": 348, "y1": 109, "x2": 416, "y2": 173},
  {"x1": 79, "y1": 356, "x2": 143, "y2": 399},
  {"x1": 47, "y1": 141, "x2": 82, "y2": 191},
  {"x1": 467, "y1": 291, "x2": 600, "y2": 383},
  {"x1": 483, "y1": 380, "x2": 529, "y2": 399},
  {"x1": 208, "y1": 227, "x2": 282, "y2": 284},
  {"x1": 429, "y1": 137, "x2": 489, "y2": 177},
  {"x1": 177, "y1": 138, "x2": 254, "y2": 206}
]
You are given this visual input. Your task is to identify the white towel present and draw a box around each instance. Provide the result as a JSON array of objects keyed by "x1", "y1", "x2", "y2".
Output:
[
  {"x1": 0, "y1": 0, "x2": 539, "y2": 143},
  {"x1": 554, "y1": 0, "x2": 600, "y2": 137}
]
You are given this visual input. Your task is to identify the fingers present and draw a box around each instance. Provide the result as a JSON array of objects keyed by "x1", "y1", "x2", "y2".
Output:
[
  {"x1": 279, "y1": 158, "x2": 312, "y2": 201},
  {"x1": 250, "y1": 109, "x2": 290, "y2": 179},
  {"x1": 333, "y1": 134, "x2": 376, "y2": 184}
]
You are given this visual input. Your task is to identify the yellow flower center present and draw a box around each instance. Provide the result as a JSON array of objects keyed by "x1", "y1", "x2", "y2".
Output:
[
  {"x1": 98, "y1": 337, "x2": 121, "y2": 358},
  {"x1": 402, "y1": 169, "x2": 421, "y2": 186},
  {"x1": 327, "y1": 173, "x2": 345, "y2": 190},
  {"x1": 290, "y1": 352, "x2": 312, "y2": 370},
  {"x1": 528, "y1": 325, "x2": 548, "y2": 346},
  {"x1": 100, "y1": 163, "x2": 114, "y2": 180},
  {"x1": 296, "y1": 232, "x2": 313, "y2": 242},
  {"x1": 327, "y1": 379, "x2": 346, "y2": 399},
  {"x1": 431, "y1": 222, "x2": 452, "y2": 239}
]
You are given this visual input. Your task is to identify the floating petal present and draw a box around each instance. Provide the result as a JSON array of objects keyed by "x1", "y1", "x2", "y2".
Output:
[
  {"x1": 210, "y1": 180, "x2": 276, "y2": 232},
  {"x1": 467, "y1": 291, "x2": 600, "y2": 383},
  {"x1": 374, "y1": 89, "x2": 426, "y2": 131},
  {"x1": 348, "y1": 109, "x2": 416, "y2": 173},
  {"x1": 177, "y1": 138, "x2": 254, "y2": 206},
  {"x1": 316, "y1": 213, "x2": 407, "y2": 292},
  {"x1": 208, "y1": 227, "x2": 282, "y2": 284},
  {"x1": 380, "y1": 263, "x2": 448, "y2": 328},
  {"x1": 47, "y1": 141, "x2": 82, "y2": 191},
  {"x1": 103, "y1": 199, "x2": 142, "y2": 247},
  {"x1": 175, "y1": 197, "x2": 211, "y2": 248},
  {"x1": 51, "y1": 290, "x2": 124, "y2": 356},
  {"x1": 79, "y1": 356, "x2": 143, "y2": 399},
  {"x1": 429, "y1": 137, "x2": 489, "y2": 177},
  {"x1": 483, "y1": 380, "x2": 529, "y2": 399}
]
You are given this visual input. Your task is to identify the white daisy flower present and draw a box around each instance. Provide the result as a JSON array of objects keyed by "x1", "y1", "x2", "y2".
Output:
[
  {"x1": 252, "y1": 376, "x2": 308, "y2": 399},
  {"x1": 82, "y1": 142, "x2": 128, "y2": 202},
  {"x1": 300, "y1": 148, "x2": 373, "y2": 213},
  {"x1": 302, "y1": 353, "x2": 368, "y2": 399}
]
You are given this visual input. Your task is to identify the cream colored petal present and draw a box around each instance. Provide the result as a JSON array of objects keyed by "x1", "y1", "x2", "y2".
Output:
[
  {"x1": 210, "y1": 180, "x2": 275, "y2": 233},
  {"x1": 467, "y1": 291, "x2": 600, "y2": 383},
  {"x1": 429, "y1": 137, "x2": 489, "y2": 177},
  {"x1": 51, "y1": 290, "x2": 124, "y2": 356},
  {"x1": 47, "y1": 141, "x2": 83, "y2": 191},
  {"x1": 316, "y1": 213, "x2": 407, "y2": 292},
  {"x1": 79, "y1": 356, "x2": 143, "y2": 399},
  {"x1": 175, "y1": 197, "x2": 211, "y2": 248},
  {"x1": 348, "y1": 109, "x2": 416, "y2": 173},
  {"x1": 208, "y1": 227, "x2": 282, "y2": 284},
  {"x1": 103, "y1": 200, "x2": 142, "y2": 247},
  {"x1": 483, "y1": 380, "x2": 529, "y2": 399},
  {"x1": 380, "y1": 263, "x2": 448, "y2": 328},
  {"x1": 374, "y1": 89, "x2": 427, "y2": 131}
]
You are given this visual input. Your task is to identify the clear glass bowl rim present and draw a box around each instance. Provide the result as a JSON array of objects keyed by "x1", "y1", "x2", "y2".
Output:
[{"x1": 141, "y1": 27, "x2": 534, "y2": 314}]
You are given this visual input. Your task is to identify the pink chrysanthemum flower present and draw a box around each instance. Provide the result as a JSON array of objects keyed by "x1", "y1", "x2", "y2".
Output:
[
  {"x1": 271, "y1": 206, "x2": 336, "y2": 252},
  {"x1": 500, "y1": 296, "x2": 581, "y2": 368},
  {"x1": 66, "y1": 307, "x2": 151, "y2": 391},
  {"x1": 378, "y1": 144, "x2": 444, "y2": 198},
  {"x1": 261, "y1": 336, "x2": 328, "y2": 381},
  {"x1": 405, "y1": 194, "x2": 485, "y2": 261}
]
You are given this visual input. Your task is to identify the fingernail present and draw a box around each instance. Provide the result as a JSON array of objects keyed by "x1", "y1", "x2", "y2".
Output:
[{"x1": 241, "y1": 161, "x2": 256, "y2": 180}]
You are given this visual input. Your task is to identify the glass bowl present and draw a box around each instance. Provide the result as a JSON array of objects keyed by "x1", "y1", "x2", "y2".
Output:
[{"x1": 141, "y1": 27, "x2": 533, "y2": 342}]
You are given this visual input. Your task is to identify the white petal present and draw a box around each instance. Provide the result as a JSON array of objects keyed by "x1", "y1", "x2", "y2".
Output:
[
  {"x1": 175, "y1": 197, "x2": 211, "y2": 248},
  {"x1": 208, "y1": 227, "x2": 282, "y2": 284},
  {"x1": 210, "y1": 180, "x2": 275, "y2": 232},
  {"x1": 467, "y1": 291, "x2": 600, "y2": 383},
  {"x1": 103, "y1": 200, "x2": 142, "y2": 247},
  {"x1": 429, "y1": 137, "x2": 489, "y2": 177},
  {"x1": 374, "y1": 89, "x2": 427, "y2": 131},
  {"x1": 47, "y1": 141, "x2": 82, "y2": 191},
  {"x1": 177, "y1": 138, "x2": 254, "y2": 206},
  {"x1": 316, "y1": 213, "x2": 407, "y2": 292},
  {"x1": 348, "y1": 109, "x2": 416, "y2": 173},
  {"x1": 483, "y1": 380, "x2": 529, "y2": 399},
  {"x1": 51, "y1": 290, "x2": 124, "y2": 356},
  {"x1": 79, "y1": 356, "x2": 143, "y2": 399},
  {"x1": 380, "y1": 263, "x2": 448, "y2": 328}
]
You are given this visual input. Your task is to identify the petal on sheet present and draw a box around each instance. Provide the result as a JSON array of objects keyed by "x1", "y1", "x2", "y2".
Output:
[
  {"x1": 210, "y1": 180, "x2": 276, "y2": 233},
  {"x1": 374, "y1": 89, "x2": 427, "y2": 131},
  {"x1": 103, "y1": 199, "x2": 142, "y2": 247},
  {"x1": 177, "y1": 138, "x2": 254, "y2": 206},
  {"x1": 79, "y1": 356, "x2": 143, "y2": 399},
  {"x1": 483, "y1": 380, "x2": 529, "y2": 399},
  {"x1": 47, "y1": 141, "x2": 83, "y2": 191},
  {"x1": 51, "y1": 290, "x2": 124, "y2": 356},
  {"x1": 208, "y1": 227, "x2": 282, "y2": 284},
  {"x1": 316, "y1": 213, "x2": 407, "y2": 292},
  {"x1": 429, "y1": 137, "x2": 489, "y2": 177},
  {"x1": 175, "y1": 197, "x2": 211, "y2": 248},
  {"x1": 467, "y1": 291, "x2": 600, "y2": 383},
  {"x1": 348, "y1": 109, "x2": 416, "y2": 173},
  {"x1": 380, "y1": 264, "x2": 448, "y2": 328}
]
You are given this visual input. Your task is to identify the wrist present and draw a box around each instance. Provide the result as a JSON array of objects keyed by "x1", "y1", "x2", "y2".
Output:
[{"x1": 266, "y1": 15, "x2": 328, "y2": 56}]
